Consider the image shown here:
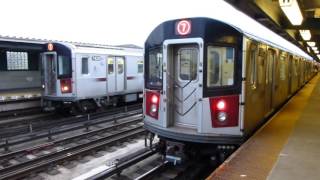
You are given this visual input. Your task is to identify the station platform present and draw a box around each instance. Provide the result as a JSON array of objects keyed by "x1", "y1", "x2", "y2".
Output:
[
  {"x1": 207, "y1": 74, "x2": 320, "y2": 180},
  {"x1": 0, "y1": 88, "x2": 41, "y2": 102},
  {"x1": 0, "y1": 88, "x2": 42, "y2": 112}
]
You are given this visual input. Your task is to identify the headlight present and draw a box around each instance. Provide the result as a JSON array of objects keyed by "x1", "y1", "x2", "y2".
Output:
[
  {"x1": 150, "y1": 104, "x2": 157, "y2": 113},
  {"x1": 217, "y1": 112, "x2": 227, "y2": 122}
]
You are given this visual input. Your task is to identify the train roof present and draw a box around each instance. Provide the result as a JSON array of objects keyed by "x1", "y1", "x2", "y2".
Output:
[
  {"x1": 0, "y1": 35, "x2": 142, "y2": 56},
  {"x1": 50, "y1": 42, "x2": 143, "y2": 57},
  {"x1": 227, "y1": 20, "x2": 313, "y2": 61},
  {"x1": 145, "y1": 2, "x2": 313, "y2": 61}
]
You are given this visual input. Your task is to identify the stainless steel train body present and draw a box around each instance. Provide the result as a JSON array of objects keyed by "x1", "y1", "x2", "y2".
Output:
[
  {"x1": 42, "y1": 42, "x2": 143, "y2": 111},
  {"x1": 143, "y1": 17, "x2": 316, "y2": 157}
]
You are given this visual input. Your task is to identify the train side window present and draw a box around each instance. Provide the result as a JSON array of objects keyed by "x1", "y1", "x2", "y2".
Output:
[
  {"x1": 57, "y1": 55, "x2": 71, "y2": 78},
  {"x1": 108, "y1": 57, "x2": 114, "y2": 74},
  {"x1": 138, "y1": 61, "x2": 143, "y2": 73},
  {"x1": 279, "y1": 54, "x2": 286, "y2": 81},
  {"x1": 179, "y1": 48, "x2": 198, "y2": 81},
  {"x1": 207, "y1": 46, "x2": 234, "y2": 87},
  {"x1": 117, "y1": 57, "x2": 124, "y2": 74},
  {"x1": 257, "y1": 48, "x2": 265, "y2": 85},
  {"x1": 81, "y1": 57, "x2": 89, "y2": 74},
  {"x1": 267, "y1": 50, "x2": 275, "y2": 83}
]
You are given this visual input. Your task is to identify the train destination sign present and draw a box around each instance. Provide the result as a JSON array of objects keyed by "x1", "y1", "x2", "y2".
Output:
[{"x1": 176, "y1": 20, "x2": 191, "y2": 36}]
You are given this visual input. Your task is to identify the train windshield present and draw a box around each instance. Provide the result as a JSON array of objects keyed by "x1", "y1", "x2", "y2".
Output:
[
  {"x1": 147, "y1": 49, "x2": 163, "y2": 88},
  {"x1": 57, "y1": 55, "x2": 71, "y2": 78},
  {"x1": 207, "y1": 46, "x2": 235, "y2": 87}
]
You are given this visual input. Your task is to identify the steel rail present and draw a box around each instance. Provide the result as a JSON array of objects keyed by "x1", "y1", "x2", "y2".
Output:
[{"x1": 0, "y1": 125, "x2": 145, "y2": 180}]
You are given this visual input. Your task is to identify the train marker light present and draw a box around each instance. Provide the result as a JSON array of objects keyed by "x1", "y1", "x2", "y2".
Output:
[
  {"x1": 151, "y1": 95, "x2": 159, "y2": 104},
  {"x1": 150, "y1": 104, "x2": 157, "y2": 113},
  {"x1": 146, "y1": 91, "x2": 160, "y2": 120},
  {"x1": 217, "y1": 100, "x2": 226, "y2": 110},
  {"x1": 176, "y1": 20, "x2": 191, "y2": 36},
  {"x1": 48, "y1": 43, "x2": 54, "y2": 51},
  {"x1": 279, "y1": 0, "x2": 303, "y2": 26},
  {"x1": 60, "y1": 79, "x2": 72, "y2": 93},
  {"x1": 62, "y1": 86, "x2": 69, "y2": 91},
  {"x1": 217, "y1": 112, "x2": 227, "y2": 122}
]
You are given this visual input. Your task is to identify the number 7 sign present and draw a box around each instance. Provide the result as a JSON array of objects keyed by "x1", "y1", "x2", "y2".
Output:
[{"x1": 176, "y1": 20, "x2": 191, "y2": 36}]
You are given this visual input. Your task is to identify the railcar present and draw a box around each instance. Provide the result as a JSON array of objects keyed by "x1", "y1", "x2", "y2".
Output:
[
  {"x1": 41, "y1": 42, "x2": 143, "y2": 112},
  {"x1": 143, "y1": 17, "x2": 315, "y2": 162}
]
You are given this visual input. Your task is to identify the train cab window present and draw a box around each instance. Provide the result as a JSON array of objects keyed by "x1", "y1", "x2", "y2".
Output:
[
  {"x1": 178, "y1": 48, "x2": 198, "y2": 81},
  {"x1": 108, "y1": 57, "x2": 114, "y2": 74},
  {"x1": 207, "y1": 46, "x2": 235, "y2": 87},
  {"x1": 57, "y1": 55, "x2": 71, "y2": 78},
  {"x1": 81, "y1": 57, "x2": 89, "y2": 75},
  {"x1": 147, "y1": 49, "x2": 163, "y2": 87}
]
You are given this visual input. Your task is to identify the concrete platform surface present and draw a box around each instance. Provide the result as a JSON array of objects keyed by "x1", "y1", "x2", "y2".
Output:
[{"x1": 207, "y1": 74, "x2": 320, "y2": 180}]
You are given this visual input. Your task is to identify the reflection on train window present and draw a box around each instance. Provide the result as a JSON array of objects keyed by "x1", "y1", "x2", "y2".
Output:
[
  {"x1": 148, "y1": 49, "x2": 163, "y2": 87},
  {"x1": 81, "y1": 57, "x2": 89, "y2": 74},
  {"x1": 6, "y1": 51, "x2": 28, "y2": 70},
  {"x1": 179, "y1": 48, "x2": 198, "y2": 81},
  {"x1": 249, "y1": 47, "x2": 257, "y2": 88},
  {"x1": 117, "y1": 57, "x2": 124, "y2": 74},
  {"x1": 108, "y1": 57, "x2": 114, "y2": 74},
  {"x1": 257, "y1": 53, "x2": 265, "y2": 85},
  {"x1": 138, "y1": 62, "x2": 143, "y2": 73},
  {"x1": 267, "y1": 49, "x2": 275, "y2": 83},
  {"x1": 58, "y1": 55, "x2": 71, "y2": 78},
  {"x1": 207, "y1": 46, "x2": 234, "y2": 87},
  {"x1": 280, "y1": 55, "x2": 286, "y2": 81}
]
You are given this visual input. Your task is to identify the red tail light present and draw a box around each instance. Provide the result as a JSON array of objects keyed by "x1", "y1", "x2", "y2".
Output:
[
  {"x1": 145, "y1": 91, "x2": 160, "y2": 120},
  {"x1": 60, "y1": 79, "x2": 72, "y2": 93},
  {"x1": 209, "y1": 95, "x2": 239, "y2": 128},
  {"x1": 217, "y1": 100, "x2": 226, "y2": 110}
]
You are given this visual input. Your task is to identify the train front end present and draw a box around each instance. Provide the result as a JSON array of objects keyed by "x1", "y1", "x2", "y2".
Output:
[
  {"x1": 41, "y1": 43, "x2": 74, "y2": 111},
  {"x1": 143, "y1": 18, "x2": 244, "y2": 161}
]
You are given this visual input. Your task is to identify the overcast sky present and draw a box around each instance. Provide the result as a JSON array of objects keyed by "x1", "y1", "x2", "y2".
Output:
[
  {"x1": 0, "y1": 0, "x2": 311, "y2": 58},
  {"x1": 0, "y1": 0, "x2": 233, "y2": 46}
]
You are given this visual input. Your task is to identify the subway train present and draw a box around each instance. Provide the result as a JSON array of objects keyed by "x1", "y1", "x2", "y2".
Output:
[
  {"x1": 41, "y1": 42, "x2": 143, "y2": 113},
  {"x1": 143, "y1": 17, "x2": 317, "y2": 162}
]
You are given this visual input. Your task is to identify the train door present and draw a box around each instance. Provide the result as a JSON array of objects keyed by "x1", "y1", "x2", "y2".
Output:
[
  {"x1": 166, "y1": 43, "x2": 201, "y2": 129},
  {"x1": 107, "y1": 56, "x2": 125, "y2": 93},
  {"x1": 115, "y1": 57, "x2": 125, "y2": 92},
  {"x1": 107, "y1": 56, "x2": 116, "y2": 93},
  {"x1": 265, "y1": 49, "x2": 275, "y2": 114},
  {"x1": 42, "y1": 52, "x2": 57, "y2": 96}
]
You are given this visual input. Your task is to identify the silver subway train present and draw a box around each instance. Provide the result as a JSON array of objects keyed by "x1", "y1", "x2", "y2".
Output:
[
  {"x1": 41, "y1": 42, "x2": 143, "y2": 113},
  {"x1": 143, "y1": 17, "x2": 317, "y2": 162}
]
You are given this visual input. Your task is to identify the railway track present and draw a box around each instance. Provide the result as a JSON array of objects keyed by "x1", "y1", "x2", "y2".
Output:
[
  {"x1": 93, "y1": 149, "x2": 218, "y2": 180},
  {"x1": 0, "y1": 107, "x2": 142, "y2": 152},
  {"x1": 0, "y1": 107, "x2": 43, "y2": 120},
  {"x1": 0, "y1": 103, "x2": 141, "y2": 141},
  {"x1": 0, "y1": 115, "x2": 145, "y2": 180}
]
